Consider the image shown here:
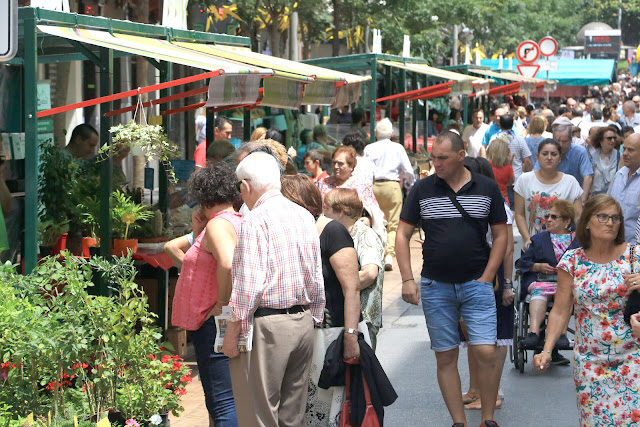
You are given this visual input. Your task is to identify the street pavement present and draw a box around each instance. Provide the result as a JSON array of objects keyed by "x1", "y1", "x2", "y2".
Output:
[{"x1": 171, "y1": 226, "x2": 580, "y2": 426}]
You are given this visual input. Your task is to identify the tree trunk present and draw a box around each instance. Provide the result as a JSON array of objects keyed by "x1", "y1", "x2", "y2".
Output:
[
  {"x1": 332, "y1": 0, "x2": 340, "y2": 57},
  {"x1": 268, "y1": 21, "x2": 282, "y2": 57}
]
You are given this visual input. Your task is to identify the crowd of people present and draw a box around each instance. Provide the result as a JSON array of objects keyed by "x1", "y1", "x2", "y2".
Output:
[{"x1": 166, "y1": 82, "x2": 640, "y2": 427}]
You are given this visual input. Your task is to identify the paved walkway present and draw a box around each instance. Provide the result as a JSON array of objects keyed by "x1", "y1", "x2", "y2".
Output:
[{"x1": 169, "y1": 232, "x2": 425, "y2": 426}]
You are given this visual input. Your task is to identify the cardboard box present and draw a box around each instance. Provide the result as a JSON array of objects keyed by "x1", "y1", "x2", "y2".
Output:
[{"x1": 165, "y1": 326, "x2": 187, "y2": 357}]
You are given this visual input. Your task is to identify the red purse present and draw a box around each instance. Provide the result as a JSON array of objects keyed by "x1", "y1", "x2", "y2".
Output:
[{"x1": 339, "y1": 359, "x2": 380, "y2": 427}]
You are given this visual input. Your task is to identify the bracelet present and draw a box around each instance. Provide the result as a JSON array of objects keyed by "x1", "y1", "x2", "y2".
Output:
[
  {"x1": 504, "y1": 285, "x2": 513, "y2": 289},
  {"x1": 541, "y1": 350, "x2": 551, "y2": 354},
  {"x1": 402, "y1": 278, "x2": 414, "y2": 283}
]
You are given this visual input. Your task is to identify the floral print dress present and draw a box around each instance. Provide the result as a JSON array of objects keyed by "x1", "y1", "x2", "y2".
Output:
[{"x1": 557, "y1": 244, "x2": 640, "y2": 426}]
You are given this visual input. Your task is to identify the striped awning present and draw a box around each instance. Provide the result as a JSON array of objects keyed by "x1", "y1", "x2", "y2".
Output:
[
  {"x1": 467, "y1": 68, "x2": 555, "y2": 93},
  {"x1": 177, "y1": 43, "x2": 369, "y2": 106},
  {"x1": 38, "y1": 25, "x2": 274, "y2": 107},
  {"x1": 378, "y1": 60, "x2": 491, "y2": 96}
]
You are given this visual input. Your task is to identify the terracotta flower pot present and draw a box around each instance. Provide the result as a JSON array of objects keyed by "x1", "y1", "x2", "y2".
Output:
[
  {"x1": 112, "y1": 238, "x2": 138, "y2": 257},
  {"x1": 82, "y1": 237, "x2": 98, "y2": 258},
  {"x1": 52, "y1": 233, "x2": 68, "y2": 254}
]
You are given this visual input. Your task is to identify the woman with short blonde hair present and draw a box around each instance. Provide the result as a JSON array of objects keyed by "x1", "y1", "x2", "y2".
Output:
[{"x1": 487, "y1": 136, "x2": 514, "y2": 207}]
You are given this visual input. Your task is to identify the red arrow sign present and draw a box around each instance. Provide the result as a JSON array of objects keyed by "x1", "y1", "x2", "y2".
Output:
[{"x1": 517, "y1": 64, "x2": 541, "y2": 78}]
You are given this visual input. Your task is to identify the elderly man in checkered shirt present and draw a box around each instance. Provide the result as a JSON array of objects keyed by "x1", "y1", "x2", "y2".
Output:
[{"x1": 222, "y1": 151, "x2": 325, "y2": 427}]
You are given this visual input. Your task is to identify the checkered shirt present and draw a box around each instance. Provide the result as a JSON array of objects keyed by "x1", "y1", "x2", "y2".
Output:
[{"x1": 230, "y1": 190, "x2": 325, "y2": 337}]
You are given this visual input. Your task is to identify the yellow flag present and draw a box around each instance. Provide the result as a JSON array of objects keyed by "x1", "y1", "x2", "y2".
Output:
[
  {"x1": 74, "y1": 416, "x2": 79, "y2": 427},
  {"x1": 96, "y1": 416, "x2": 112, "y2": 427},
  {"x1": 26, "y1": 413, "x2": 34, "y2": 423}
]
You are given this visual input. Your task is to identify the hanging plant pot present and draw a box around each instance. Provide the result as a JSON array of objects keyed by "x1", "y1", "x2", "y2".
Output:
[
  {"x1": 82, "y1": 237, "x2": 98, "y2": 258},
  {"x1": 112, "y1": 238, "x2": 138, "y2": 257}
]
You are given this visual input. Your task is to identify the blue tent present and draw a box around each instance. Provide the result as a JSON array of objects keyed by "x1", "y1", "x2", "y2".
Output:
[{"x1": 480, "y1": 59, "x2": 615, "y2": 86}]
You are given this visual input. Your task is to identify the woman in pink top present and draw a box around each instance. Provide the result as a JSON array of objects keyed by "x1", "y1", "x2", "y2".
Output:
[{"x1": 171, "y1": 163, "x2": 241, "y2": 426}]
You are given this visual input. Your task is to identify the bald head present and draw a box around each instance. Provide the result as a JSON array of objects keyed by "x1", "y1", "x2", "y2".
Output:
[
  {"x1": 623, "y1": 100, "x2": 637, "y2": 118},
  {"x1": 623, "y1": 133, "x2": 640, "y2": 172},
  {"x1": 494, "y1": 107, "x2": 506, "y2": 124}
]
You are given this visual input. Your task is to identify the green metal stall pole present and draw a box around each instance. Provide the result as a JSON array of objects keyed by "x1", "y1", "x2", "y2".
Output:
[
  {"x1": 411, "y1": 72, "x2": 418, "y2": 153},
  {"x1": 423, "y1": 74, "x2": 429, "y2": 146},
  {"x1": 243, "y1": 109, "x2": 251, "y2": 141},
  {"x1": 385, "y1": 66, "x2": 392, "y2": 120},
  {"x1": 22, "y1": 9, "x2": 38, "y2": 274},
  {"x1": 159, "y1": 60, "x2": 172, "y2": 227},
  {"x1": 369, "y1": 58, "x2": 377, "y2": 143},
  {"x1": 98, "y1": 48, "x2": 114, "y2": 296},
  {"x1": 398, "y1": 69, "x2": 406, "y2": 149}
]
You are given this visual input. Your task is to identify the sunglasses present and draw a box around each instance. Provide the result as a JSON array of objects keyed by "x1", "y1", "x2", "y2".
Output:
[
  {"x1": 605, "y1": 136, "x2": 617, "y2": 140},
  {"x1": 594, "y1": 213, "x2": 623, "y2": 224},
  {"x1": 544, "y1": 214, "x2": 565, "y2": 221}
]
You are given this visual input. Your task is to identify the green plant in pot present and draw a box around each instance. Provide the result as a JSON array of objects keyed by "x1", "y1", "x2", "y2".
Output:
[
  {"x1": 38, "y1": 139, "x2": 79, "y2": 254},
  {"x1": 111, "y1": 190, "x2": 154, "y2": 256},
  {"x1": 77, "y1": 196, "x2": 101, "y2": 257},
  {"x1": 38, "y1": 219, "x2": 70, "y2": 257},
  {"x1": 103, "y1": 121, "x2": 181, "y2": 183}
]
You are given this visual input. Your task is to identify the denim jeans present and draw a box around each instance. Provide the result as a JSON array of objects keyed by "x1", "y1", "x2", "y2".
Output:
[
  {"x1": 190, "y1": 316, "x2": 238, "y2": 426},
  {"x1": 420, "y1": 277, "x2": 497, "y2": 352}
]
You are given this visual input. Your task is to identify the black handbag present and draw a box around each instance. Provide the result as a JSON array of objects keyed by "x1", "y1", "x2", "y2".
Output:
[{"x1": 624, "y1": 244, "x2": 640, "y2": 325}]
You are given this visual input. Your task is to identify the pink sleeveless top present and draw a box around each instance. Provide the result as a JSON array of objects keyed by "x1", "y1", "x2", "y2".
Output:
[{"x1": 171, "y1": 210, "x2": 242, "y2": 331}]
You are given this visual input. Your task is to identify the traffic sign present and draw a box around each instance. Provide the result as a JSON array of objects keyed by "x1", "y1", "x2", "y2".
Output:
[
  {"x1": 517, "y1": 64, "x2": 541, "y2": 78},
  {"x1": 539, "y1": 36, "x2": 558, "y2": 57},
  {"x1": 0, "y1": 0, "x2": 17, "y2": 62},
  {"x1": 516, "y1": 40, "x2": 540, "y2": 64}
]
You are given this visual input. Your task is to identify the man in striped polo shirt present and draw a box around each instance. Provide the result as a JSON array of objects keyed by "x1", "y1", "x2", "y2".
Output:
[{"x1": 395, "y1": 131, "x2": 508, "y2": 427}]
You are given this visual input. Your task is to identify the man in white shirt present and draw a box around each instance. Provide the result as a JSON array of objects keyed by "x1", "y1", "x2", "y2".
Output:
[
  {"x1": 462, "y1": 109, "x2": 490, "y2": 158},
  {"x1": 620, "y1": 100, "x2": 640, "y2": 128},
  {"x1": 364, "y1": 118, "x2": 415, "y2": 271}
]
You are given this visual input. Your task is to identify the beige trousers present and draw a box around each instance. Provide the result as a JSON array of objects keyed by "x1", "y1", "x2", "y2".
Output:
[
  {"x1": 373, "y1": 180, "x2": 403, "y2": 257},
  {"x1": 229, "y1": 309, "x2": 315, "y2": 427}
]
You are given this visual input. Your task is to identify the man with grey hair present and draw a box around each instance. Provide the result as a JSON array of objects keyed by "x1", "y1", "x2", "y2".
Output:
[
  {"x1": 364, "y1": 117, "x2": 415, "y2": 270},
  {"x1": 223, "y1": 152, "x2": 326, "y2": 427},
  {"x1": 620, "y1": 100, "x2": 640, "y2": 128},
  {"x1": 534, "y1": 124, "x2": 594, "y2": 201}
]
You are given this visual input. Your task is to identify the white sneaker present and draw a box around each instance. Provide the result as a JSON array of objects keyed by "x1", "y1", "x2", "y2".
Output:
[{"x1": 384, "y1": 255, "x2": 393, "y2": 271}]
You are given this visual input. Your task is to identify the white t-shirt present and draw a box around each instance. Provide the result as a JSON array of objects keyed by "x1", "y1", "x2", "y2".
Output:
[
  {"x1": 514, "y1": 171, "x2": 583, "y2": 237},
  {"x1": 353, "y1": 156, "x2": 376, "y2": 187},
  {"x1": 462, "y1": 123, "x2": 490, "y2": 157}
]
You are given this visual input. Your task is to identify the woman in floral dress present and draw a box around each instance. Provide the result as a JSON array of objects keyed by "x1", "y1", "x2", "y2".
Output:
[{"x1": 534, "y1": 195, "x2": 640, "y2": 426}]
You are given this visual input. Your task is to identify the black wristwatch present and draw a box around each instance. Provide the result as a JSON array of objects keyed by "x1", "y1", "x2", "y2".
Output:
[{"x1": 504, "y1": 279, "x2": 513, "y2": 289}]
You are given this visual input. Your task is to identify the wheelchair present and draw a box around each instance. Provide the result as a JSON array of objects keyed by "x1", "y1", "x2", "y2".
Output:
[{"x1": 510, "y1": 270, "x2": 575, "y2": 373}]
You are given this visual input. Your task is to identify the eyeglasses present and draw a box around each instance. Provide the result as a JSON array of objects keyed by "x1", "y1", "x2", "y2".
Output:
[
  {"x1": 594, "y1": 213, "x2": 623, "y2": 224},
  {"x1": 237, "y1": 178, "x2": 250, "y2": 192},
  {"x1": 544, "y1": 214, "x2": 565, "y2": 221},
  {"x1": 605, "y1": 136, "x2": 617, "y2": 140}
]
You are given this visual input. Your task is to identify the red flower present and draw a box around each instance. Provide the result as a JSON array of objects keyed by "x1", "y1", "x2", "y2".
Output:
[
  {"x1": 580, "y1": 393, "x2": 589, "y2": 406},
  {"x1": 631, "y1": 409, "x2": 640, "y2": 422},
  {"x1": 614, "y1": 401, "x2": 620, "y2": 408},
  {"x1": 149, "y1": 354, "x2": 156, "y2": 361},
  {"x1": 174, "y1": 387, "x2": 187, "y2": 395},
  {"x1": 173, "y1": 361, "x2": 182, "y2": 371},
  {"x1": 180, "y1": 375, "x2": 193, "y2": 383},
  {"x1": 164, "y1": 382, "x2": 172, "y2": 389},
  {"x1": 584, "y1": 363, "x2": 591, "y2": 371},
  {"x1": 621, "y1": 366, "x2": 630, "y2": 376},
  {"x1": 601, "y1": 332, "x2": 612, "y2": 341},
  {"x1": 594, "y1": 367, "x2": 605, "y2": 376}
]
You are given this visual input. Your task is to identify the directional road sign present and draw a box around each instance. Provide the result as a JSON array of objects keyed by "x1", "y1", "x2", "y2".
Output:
[{"x1": 516, "y1": 40, "x2": 540, "y2": 64}]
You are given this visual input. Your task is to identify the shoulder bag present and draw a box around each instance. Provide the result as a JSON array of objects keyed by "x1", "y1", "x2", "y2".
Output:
[{"x1": 624, "y1": 244, "x2": 640, "y2": 325}]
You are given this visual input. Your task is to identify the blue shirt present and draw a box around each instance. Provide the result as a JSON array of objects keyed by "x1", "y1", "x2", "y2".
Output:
[
  {"x1": 524, "y1": 136, "x2": 545, "y2": 167},
  {"x1": 533, "y1": 143, "x2": 593, "y2": 186},
  {"x1": 482, "y1": 123, "x2": 501, "y2": 146},
  {"x1": 608, "y1": 166, "x2": 640, "y2": 244}
]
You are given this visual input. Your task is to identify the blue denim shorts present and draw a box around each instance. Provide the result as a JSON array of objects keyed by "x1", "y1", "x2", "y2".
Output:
[{"x1": 420, "y1": 277, "x2": 497, "y2": 352}]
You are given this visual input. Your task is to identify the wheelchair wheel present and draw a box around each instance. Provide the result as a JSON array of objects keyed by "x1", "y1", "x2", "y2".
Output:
[{"x1": 515, "y1": 299, "x2": 529, "y2": 374}]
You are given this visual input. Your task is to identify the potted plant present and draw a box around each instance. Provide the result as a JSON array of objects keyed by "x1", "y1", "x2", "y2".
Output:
[
  {"x1": 111, "y1": 190, "x2": 154, "y2": 256},
  {"x1": 103, "y1": 121, "x2": 181, "y2": 183},
  {"x1": 78, "y1": 196, "x2": 101, "y2": 257},
  {"x1": 39, "y1": 139, "x2": 79, "y2": 254},
  {"x1": 38, "y1": 219, "x2": 70, "y2": 256}
]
